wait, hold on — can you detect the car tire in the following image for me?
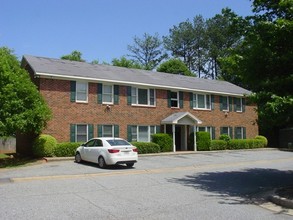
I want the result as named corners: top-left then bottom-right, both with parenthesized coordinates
top-left (126, 163), bottom-right (134, 168)
top-left (98, 156), bottom-right (106, 168)
top-left (75, 153), bottom-right (82, 163)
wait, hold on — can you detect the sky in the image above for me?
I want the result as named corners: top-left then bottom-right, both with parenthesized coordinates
top-left (0, 0), bottom-right (254, 63)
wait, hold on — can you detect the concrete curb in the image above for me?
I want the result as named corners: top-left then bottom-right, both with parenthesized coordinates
top-left (268, 189), bottom-right (293, 209)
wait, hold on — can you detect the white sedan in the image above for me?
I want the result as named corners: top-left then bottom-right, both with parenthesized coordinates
top-left (75, 137), bottom-right (138, 168)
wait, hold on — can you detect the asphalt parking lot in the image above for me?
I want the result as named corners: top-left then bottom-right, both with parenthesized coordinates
top-left (1, 149), bottom-right (293, 219)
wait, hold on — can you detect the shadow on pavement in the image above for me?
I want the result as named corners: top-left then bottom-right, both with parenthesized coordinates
top-left (169, 168), bottom-right (293, 205)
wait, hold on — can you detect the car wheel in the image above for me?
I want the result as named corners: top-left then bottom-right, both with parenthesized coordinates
top-left (75, 153), bottom-right (82, 163)
top-left (98, 156), bottom-right (106, 168)
top-left (126, 163), bottom-right (134, 168)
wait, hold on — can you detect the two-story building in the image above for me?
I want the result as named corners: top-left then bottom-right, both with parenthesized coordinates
top-left (21, 55), bottom-right (258, 152)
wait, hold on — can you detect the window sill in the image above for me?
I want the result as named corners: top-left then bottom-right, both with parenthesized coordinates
top-left (131, 104), bottom-right (156, 108)
top-left (193, 108), bottom-right (212, 111)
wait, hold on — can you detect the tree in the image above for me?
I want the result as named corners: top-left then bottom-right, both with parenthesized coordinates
top-left (61, 50), bottom-right (85, 62)
top-left (205, 8), bottom-right (243, 79)
top-left (163, 16), bottom-right (208, 77)
top-left (127, 33), bottom-right (167, 70)
top-left (220, 0), bottom-right (293, 146)
top-left (112, 57), bottom-right (142, 69)
top-left (157, 59), bottom-right (194, 76)
top-left (0, 47), bottom-right (51, 137)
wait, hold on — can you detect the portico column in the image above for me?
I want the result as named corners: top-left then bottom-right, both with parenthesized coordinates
top-left (172, 124), bottom-right (176, 152)
top-left (194, 125), bottom-right (197, 151)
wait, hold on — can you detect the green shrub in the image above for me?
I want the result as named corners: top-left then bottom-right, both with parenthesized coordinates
top-left (152, 133), bottom-right (173, 152)
top-left (54, 142), bottom-right (82, 157)
top-left (210, 140), bottom-right (228, 150)
top-left (131, 142), bottom-right (160, 154)
top-left (32, 134), bottom-right (57, 157)
top-left (255, 135), bottom-right (268, 147)
top-left (219, 134), bottom-right (231, 142)
top-left (196, 131), bottom-right (211, 151)
top-left (228, 139), bottom-right (265, 150)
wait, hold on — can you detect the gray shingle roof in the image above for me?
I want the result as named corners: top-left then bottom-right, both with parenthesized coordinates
top-left (22, 55), bottom-right (251, 96)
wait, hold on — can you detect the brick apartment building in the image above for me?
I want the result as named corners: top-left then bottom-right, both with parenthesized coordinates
top-left (21, 55), bottom-right (258, 152)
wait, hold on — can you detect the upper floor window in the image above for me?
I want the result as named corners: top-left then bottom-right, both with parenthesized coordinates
top-left (76, 82), bottom-right (88, 102)
top-left (221, 96), bottom-right (229, 111)
top-left (131, 87), bottom-right (155, 106)
top-left (102, 85), bottom-right (113, 104)
top-left (234, 98), bottom-right (243, 112)
top-left (192, 93), bottom-right (211, 110)
top-left (171, 91), bottom-right (179, 108)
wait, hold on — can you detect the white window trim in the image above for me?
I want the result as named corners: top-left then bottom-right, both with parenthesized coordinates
top-left (102, 84), bottom-right (113, 104)
top-left (171, 91), bottom-right (179, 108)
top-left (76, 124), bottom-right (88, 142)
top-left (193, 93), bottom-right (211, 110)
top-left (131, 87), bottom-right (156, 107)
top-left (76, 81), bottom-right (88, 103)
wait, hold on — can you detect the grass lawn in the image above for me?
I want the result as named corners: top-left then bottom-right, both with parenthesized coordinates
top-left (0, 153), bottom-right (40, 168)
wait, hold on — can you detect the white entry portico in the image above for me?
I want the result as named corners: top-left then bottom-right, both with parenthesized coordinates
top-left (161, 112), bottom-right (202, 152)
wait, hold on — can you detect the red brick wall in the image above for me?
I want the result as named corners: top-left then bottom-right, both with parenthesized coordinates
top-left (39, 78), bottom-right (258, 142)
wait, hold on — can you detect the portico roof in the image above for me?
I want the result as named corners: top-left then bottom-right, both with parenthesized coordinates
top-left (161, 112), bottom-right (202, 125)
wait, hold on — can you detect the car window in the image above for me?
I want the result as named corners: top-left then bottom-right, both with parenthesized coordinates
top-left (96, 139), bottom-right (103, 147)
top-left (85, 139), bottom-right (95, 147)
top-left (107, 139), bottom-right (131, 146)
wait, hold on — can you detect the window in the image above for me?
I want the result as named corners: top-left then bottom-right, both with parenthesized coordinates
top-left (220, 126), bottom-right (233, 139)
top-left (196, 126), bottom-right (215, 140)
top-left (128, 125), bottom-right (158, 142)
top-left (192, 93), bottom-right (211, 110)
top-left (234, 98), bottom-right (243, 112)
top-left (235, 127), bottom-right (246, 139)
top-left (70, 124), bottom-right (93, 142)
top-left (171, 91), bottom-right (179, 108)
top-left (76, 124), bottom-right (88, 142)
top-left (131, 87), bottom-right (156, 106)
top-left (102, 85), bottom-right (113, 104)
top-left (97, 125), bottom-right (119, 137)
top-left (221, 96), bottom-right (229, 111)
top-left (76, 82), bottom-right (88, 102)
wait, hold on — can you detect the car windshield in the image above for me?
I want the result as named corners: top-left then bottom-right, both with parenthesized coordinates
top-left (107, 139), bottom-right (131, 146)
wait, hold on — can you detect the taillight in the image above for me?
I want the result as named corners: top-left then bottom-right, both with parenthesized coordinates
top-left (108, 149), bottom-right (120, 153)
top-left (132, 148), bottom-right (138, 152)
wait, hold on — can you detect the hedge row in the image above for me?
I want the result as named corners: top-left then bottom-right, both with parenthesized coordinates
top-left (131, 142), bottom-right (160, 154)
top-left (200, 134), bottom-right (268, 151)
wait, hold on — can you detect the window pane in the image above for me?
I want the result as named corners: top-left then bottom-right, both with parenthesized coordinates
top-left (103, 85), bottom-right (113, 103)
top-left (103, 125), bottom-right (113, 137)
top-left (197, 94), bottom-right (205, 108)
top-left (138, 89), bottom-right (148, 105)
top-left (150, 89), bottom-right (155, 105)
top-left (131, 87), bottom-right (137, 104)
top-left (131, 126), bottom-right (137, 142)
top-left (171, 92), bottom-right (178, 107)
top-left (76, 82), bottom-right (87, 101)
top-left (198, 127), bottom-right (206, 132)
top-left (138, 126), bottom-right (148, 142)
top-left (235, 127), bottom-right (243, 139)
top-left (221, 127), bottom-right (229, 135)
top-left (77, 125), bottom-right (87, 142)
top-left (235, 98), bottom-right (242, 111)
top-left (206, 95), bottom-right (211, 109)
top-left (222, 97), bottom-right (228, 110)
